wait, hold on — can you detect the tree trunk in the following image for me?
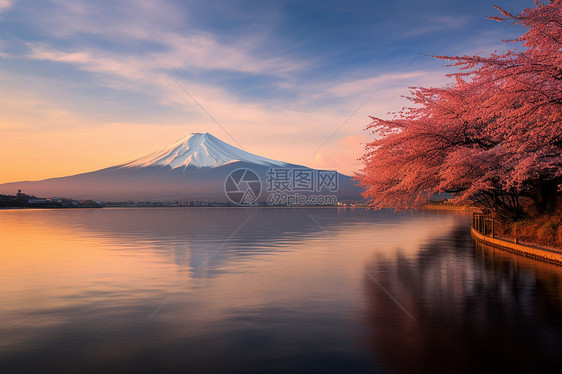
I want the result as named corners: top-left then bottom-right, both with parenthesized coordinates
top-left (533, 179), bottom-right (561, 215)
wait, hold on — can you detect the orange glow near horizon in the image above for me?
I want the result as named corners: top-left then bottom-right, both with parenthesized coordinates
top-left (0, 120), bottom-right (367, 184)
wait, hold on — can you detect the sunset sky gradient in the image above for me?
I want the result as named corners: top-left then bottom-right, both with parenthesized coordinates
top-left (0, 0), bottom-right (532, 183)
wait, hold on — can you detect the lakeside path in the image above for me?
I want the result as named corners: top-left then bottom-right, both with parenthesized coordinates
top-left (471, 227), bottom-right (562, 267)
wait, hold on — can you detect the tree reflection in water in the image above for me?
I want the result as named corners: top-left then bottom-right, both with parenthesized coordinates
top-left (363, 226), bottom-right (562, 374)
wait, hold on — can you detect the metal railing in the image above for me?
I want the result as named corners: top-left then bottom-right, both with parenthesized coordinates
top-left (472, 213), bottom-right (500, 238)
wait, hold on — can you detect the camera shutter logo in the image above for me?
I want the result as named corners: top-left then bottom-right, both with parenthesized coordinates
top-left (224, 168), bottom-right (261, 205)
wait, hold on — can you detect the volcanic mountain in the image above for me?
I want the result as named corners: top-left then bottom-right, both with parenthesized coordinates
top-left (0, 133), bottom-right (363, 202)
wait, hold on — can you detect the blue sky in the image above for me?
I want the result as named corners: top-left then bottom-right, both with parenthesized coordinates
top-left (0, 0), bottom-right (534, 181)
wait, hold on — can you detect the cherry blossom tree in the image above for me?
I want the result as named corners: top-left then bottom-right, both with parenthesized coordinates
top-left (358, 0), bottom-right (561, 218)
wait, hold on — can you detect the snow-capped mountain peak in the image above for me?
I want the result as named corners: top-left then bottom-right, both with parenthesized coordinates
top-left (120, 132), bottom-right (287, 169)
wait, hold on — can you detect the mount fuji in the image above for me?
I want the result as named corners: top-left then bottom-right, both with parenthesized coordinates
top-left (0, 133), bottom-right (363, 202)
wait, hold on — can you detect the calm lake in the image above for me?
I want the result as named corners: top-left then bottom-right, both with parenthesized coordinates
top-left (1, 208), bottom-right (562, 373)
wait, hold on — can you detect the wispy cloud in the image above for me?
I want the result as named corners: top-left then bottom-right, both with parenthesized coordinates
top-left (0, 0), bottom-right (12, 12)
top-left (401, 15), bottom-right (471, 37)
top-left (26, 0), bottom-right (308, 77)
top-left (325, 71), bottom-right (439, 97)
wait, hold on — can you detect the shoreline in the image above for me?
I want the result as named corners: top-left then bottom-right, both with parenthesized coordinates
top-left (420, 203), bottom-right (478, 212)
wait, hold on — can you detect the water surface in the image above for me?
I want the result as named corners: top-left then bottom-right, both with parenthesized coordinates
top-left (1, 208), bottom-right (561, 373)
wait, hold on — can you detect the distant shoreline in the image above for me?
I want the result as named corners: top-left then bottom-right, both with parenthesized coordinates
top-left (419, 203), bottom-right (478, 212)
top-left (0, 204), bottom-right (368, 210)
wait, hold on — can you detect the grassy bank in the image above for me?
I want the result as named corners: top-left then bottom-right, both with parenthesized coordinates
top-left (496, 213), bottom-right (562, 250)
